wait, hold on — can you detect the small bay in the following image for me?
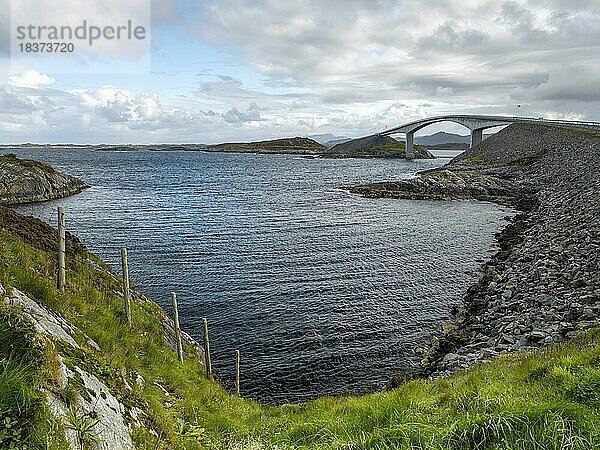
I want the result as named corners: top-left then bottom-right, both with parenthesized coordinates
top-left (12, 147), bottom-right (511, 404)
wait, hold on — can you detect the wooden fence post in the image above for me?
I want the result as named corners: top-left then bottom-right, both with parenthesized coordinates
top-left (57, 207), bottom-right (66, 291)
top-left (120, 247), bottom-right (132, 325)
top-left (171, 293), bottom-right (184, 363)
top-left (203, 318), bottom-right (212, 380)
top-left (235, 350), bottom-right (240, 396)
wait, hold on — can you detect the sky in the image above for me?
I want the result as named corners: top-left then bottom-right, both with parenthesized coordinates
top-left (1, 0), bottom-right (600, 144)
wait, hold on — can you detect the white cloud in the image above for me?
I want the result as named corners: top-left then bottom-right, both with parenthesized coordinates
top-left (7, 71), bottom-right (55, 88)
top-left (71, 86), bottom-right (188, 125)
top-left (2, 1), bottom-right (600, 142)
top-left (198, 0), bottom-right (600, 114)
top-left (221, 102), bottom-right (263, 124)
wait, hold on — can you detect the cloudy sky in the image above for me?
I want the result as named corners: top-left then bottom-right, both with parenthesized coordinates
top-left (1, 0), bottom-right (600, 143)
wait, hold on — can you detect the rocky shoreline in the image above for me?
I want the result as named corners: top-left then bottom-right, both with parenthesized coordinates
top-left (349, 123), bottom-right (600, 378)
top-left (0, 154), bottom-right (89, 205)
top-left (0, 158), bottom-right (203, 361)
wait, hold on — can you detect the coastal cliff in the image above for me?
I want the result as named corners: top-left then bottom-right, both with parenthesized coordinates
top-left (348, 123), bottom-right (600, 377)
top-left (0, 154), bottom-right (89, 205)
top-left (0, 204), bottom-right (206, 449)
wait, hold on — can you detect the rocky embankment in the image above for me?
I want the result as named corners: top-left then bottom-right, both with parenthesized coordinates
top-left (350, 123), bottom-right (600, 377)
top-left (0, 154), bottom-right (88, 205)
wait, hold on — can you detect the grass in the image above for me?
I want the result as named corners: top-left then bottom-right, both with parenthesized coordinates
top-left (542, 124), bottom-right (600, 138)
top-left (0, 303), bottom-right (68, 449)
top-left (508, 150), bottom-right (549, 170)
top-left (1, 222), bottom-right (600, 448)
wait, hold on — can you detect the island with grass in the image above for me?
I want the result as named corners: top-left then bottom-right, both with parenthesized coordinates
top-left (95, 135), bottom-right (435, 159)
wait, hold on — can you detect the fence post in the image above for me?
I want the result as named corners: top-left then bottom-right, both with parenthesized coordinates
top-left (57, 207), bottom-right (66, 291)
top-left (171, 293), bottom-right (184, 363)
top-left (203, 318), bottom-right (212, 380)
top-left (120, 247), bottom-right (132, 325)
top-left (235, 350), bottom-right (240, 396)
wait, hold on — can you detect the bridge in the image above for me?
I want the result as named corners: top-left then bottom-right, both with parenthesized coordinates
top-left (379, 115), bottom-right (600, 159)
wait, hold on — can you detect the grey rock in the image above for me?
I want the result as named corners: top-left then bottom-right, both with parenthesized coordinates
top-left (4, 288), bottom-right (79, 348)
top-left (0, 154), bottom-right (89, 205)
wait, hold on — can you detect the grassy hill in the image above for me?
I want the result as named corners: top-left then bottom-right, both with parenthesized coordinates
top-left (1, 206), bottom-right (600, 449)
top-left (326, 135), bottom-right (433, 159)
top-left (204, 137), bottom-right (326, 155)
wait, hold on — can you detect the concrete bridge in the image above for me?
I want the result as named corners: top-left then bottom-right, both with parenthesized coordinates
top-left (379, 115), bottom-right (600, 159)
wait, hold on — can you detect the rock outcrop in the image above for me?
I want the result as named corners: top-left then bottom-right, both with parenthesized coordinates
top-left (347, 123), bottom-right (600, 378)
top-left (0, 154), bottom-right (89, 205)
top-left (2, 284), bottom-right (135, 450)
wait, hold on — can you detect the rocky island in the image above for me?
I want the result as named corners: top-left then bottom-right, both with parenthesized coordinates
top-left (202, 136), bottom-right (326, 155)
top-left (0, 154), bottom-right (88, 205)
top-left (348, 122), bottom-right (600, 378)
top-left (98, 135), bottom-right (435, 159)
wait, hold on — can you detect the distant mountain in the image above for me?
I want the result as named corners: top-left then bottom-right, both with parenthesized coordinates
top-left (324, 138), bottom-right (352, 147)
top-left (308, 133), bottom-right (350, 146)
top-left (415, 131), bottom-right (495, 146)
top-left (415, 132), bottom-right (470, 146)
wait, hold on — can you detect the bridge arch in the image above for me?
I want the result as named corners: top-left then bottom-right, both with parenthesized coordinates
top-left (370, 115), bottom-right (600, 159)
top-left (380, 115), bottom-right (517, 159)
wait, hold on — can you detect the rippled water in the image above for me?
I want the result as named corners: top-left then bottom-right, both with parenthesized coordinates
top-left (11, 147), bottom-right (511, 403)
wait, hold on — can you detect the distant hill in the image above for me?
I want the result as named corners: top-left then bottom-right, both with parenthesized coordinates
top-left (203, 137), bottom-right (326, 155)
top-left (324, 138), bottom-right (352, 147)
top-left (308, 133), bottom-right (350, 145)
top-left (325, 135), bottom-right (433, 159)
top-left (415, 132), bottom-right (470, 145)
top-left (415, 131), bottom-right (495, 146)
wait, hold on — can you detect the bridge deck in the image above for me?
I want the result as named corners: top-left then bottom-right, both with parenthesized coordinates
top-left (377, 115), bottom-right (600, 159)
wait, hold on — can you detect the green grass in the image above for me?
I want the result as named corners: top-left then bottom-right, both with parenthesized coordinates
top-left (0, 304), bottom-right (68, 449)
top-left (542, 124), bottom-right (600, 138)
top-left (508, 150), bottom-right (549, 170)
top-left (1, 226), bottom-right (600, 448)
